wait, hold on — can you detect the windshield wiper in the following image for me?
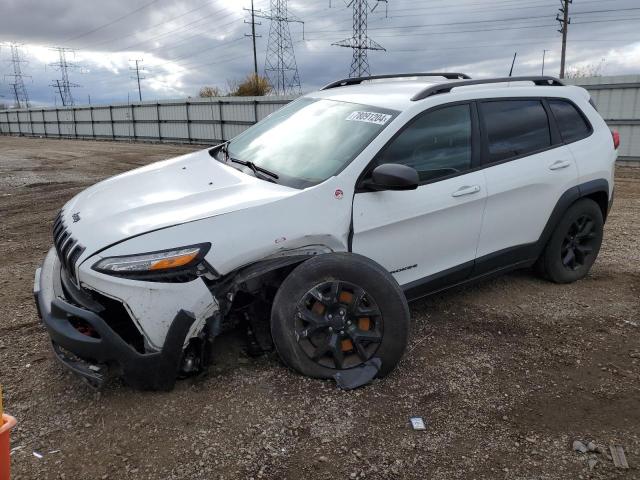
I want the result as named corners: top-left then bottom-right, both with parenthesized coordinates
top-left (230, 158), bottom-right (279, 181)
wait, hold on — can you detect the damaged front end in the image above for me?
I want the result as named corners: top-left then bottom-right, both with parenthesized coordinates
top-left (34, 247), bottom-right (221, 390)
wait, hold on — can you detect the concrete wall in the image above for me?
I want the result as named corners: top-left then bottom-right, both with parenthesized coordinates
top-left (0, 96), bottom-right (296, 145)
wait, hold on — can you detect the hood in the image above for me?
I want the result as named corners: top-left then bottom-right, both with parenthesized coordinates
top-left (60, 148), bottom-right (296, 254)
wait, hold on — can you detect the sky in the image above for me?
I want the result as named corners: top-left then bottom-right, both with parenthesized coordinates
top-left (1, 0), bottom-right (639, 107)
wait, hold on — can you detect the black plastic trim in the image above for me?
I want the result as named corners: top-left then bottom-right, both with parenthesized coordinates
top-left (37, 288), bottom-right (195, 390)
top-left (411, 76), bottom-right (564, 101)
top-left (321, 72), bottom-right (471, 90)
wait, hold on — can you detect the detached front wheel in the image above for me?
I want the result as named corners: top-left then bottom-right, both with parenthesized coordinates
top-left (271, 253), bottom-right (410, 379)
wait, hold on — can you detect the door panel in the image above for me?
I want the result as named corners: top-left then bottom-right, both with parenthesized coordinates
top-left (352, 171), bottom-right (487, 287)
top-left (475, 98), bottom-right (579, 265)
top-left (476, 146), bottom-right (578, 260)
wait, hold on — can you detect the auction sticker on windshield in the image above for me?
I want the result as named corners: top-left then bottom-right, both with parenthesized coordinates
top-left (346, 111), bottom-right (392, 125)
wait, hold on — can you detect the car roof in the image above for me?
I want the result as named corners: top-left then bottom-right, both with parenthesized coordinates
top-left (307, 75), bottom-right (587, 112)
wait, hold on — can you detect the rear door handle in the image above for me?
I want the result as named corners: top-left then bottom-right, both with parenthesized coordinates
top-left (451, 185), bottom-right (481, 197)
top-left (549, 159), bottom-right (572, 170)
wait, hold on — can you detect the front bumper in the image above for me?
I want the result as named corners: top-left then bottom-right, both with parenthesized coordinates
top-left (34, 248), bottom-right (196, 390)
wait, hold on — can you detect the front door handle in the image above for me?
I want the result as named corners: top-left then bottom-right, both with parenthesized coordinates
top-left (451, 185), bottom-right (481, 197)
top-left (549, 159), bottom-right (571, 171)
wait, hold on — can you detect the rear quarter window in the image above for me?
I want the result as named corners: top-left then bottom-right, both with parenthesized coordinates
top-left (548, 99), bottom-right (592, 144)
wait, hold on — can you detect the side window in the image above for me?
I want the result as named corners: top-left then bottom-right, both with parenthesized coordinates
top-left (548, 99), bottom-right (592, 143)
top-left (481, 100), bottom-right (551, 163)
top-left (376, 104), bottom-right (472, 182)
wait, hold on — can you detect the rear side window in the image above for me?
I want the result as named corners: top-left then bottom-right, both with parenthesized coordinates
top-left (481, 100), bottom-right (551, 162)
top-left (376, 104), bottom-right (472, 182)
top-left (548, 99), bottom-right (592, 143)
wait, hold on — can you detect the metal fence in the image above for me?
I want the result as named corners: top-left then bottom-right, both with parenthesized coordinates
top-left (566, 75), bottom-right (640, 163)
top-left (0, 96), bottom-right (295, 144)
top-left (1, 76), bottom-right (639, 162)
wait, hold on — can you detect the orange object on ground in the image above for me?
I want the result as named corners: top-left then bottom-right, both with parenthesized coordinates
top-left (0, 414), bottom-right (17, 480)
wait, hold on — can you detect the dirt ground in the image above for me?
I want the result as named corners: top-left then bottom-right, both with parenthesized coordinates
top-left (0, 136), bottom-right (638, 480)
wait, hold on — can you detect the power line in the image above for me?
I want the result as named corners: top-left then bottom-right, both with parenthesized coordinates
top-left (332, 0), bottom-right (389, 78)
top-left (64, 0), bottom-right (166, 43)
top-left (79, 1), bottom-right (222, 50)
top-left (257, 0), bottom-right (303, 94)
top-left (305, 14), bottom-right (640, 41)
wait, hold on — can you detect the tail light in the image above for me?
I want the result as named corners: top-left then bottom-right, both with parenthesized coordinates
top-left (611, 130), bottom-right (620, 150)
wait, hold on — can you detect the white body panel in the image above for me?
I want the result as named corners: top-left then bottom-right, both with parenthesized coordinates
top-left (477, 146), bottom-right (578, 257)
top-left (353, 171), bottom-right (487, 285)
top-left (62, 149), bottom-right (298, 262)
top-left (565, 98), bottom-right (618, 194)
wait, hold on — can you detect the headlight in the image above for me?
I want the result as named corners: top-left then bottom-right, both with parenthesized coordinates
top-left (92, 243), bottom-right (211, 282)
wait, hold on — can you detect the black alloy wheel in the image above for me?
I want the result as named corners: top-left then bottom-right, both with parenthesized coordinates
top-left (270, 253), bottom-right (410, 379)
top-left (295, 281), bottom-right (383, 370)
top-left (560, 214), bottom-right (598, 270)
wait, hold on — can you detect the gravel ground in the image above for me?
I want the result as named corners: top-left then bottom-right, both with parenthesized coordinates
top-left (0, 136), bottom-right (638, 480)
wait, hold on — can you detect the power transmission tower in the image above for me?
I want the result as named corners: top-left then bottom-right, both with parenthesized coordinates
top-left (4, 44), bottom-right (31, 108)
top-left (332, 0), bottom-right (388, 78)
top-left (556, 0), bottom-right (572, 79)
top-left (244, 0), bottom-right (262, 78)
top-left (49, 47), bottom-right (80, 106)
top-left (257, 0), bottom-right (304, 95)
top-left (130, 59), bottom-right (146, 102)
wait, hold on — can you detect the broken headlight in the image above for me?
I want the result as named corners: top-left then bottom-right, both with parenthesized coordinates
top-left (92, 244), bottom-right (211, 282)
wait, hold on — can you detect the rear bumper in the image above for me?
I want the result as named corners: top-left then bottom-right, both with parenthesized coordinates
top-left (34, 248), bottom-right (195, 390)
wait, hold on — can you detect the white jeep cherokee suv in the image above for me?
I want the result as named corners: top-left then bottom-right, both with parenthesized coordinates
top-left (34, 73), bottom-right (618, 390)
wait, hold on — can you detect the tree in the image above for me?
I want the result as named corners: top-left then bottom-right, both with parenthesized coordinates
top-left (565, 58), bottom-right (606, 79)
top-left (198, 86), bottom-right (222, 98)
top-left (228, 74), bottom-right (272, 96)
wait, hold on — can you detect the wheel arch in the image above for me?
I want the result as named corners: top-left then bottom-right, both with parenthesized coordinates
top-left (578, 178), bottom-right (610, 222)
top-left (212, 245), bottom-right (337, 299)
top-left (537, 178), bottom-right (609, 255)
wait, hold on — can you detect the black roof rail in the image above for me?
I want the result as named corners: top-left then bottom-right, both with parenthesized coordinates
top-left (411, 76), bottom-right (565, 101)
top-left (321, 72), bottom-right (471, 91)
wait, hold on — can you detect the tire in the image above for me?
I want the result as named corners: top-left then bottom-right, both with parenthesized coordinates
top-left (536, 198), bottom-right (604, 283)
top-left (270, 253), bottom-right (410, 379)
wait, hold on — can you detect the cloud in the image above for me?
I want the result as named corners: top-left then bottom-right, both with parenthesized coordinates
top-left (1, 0), bottom-right (639, 106)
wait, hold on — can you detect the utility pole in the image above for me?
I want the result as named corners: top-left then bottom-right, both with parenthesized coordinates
top-left (508, 52), bottom-right (517, 77)
top-left (49, 47), bottom-right (80, 106)
top-left (244, 0), bottom-right (261, 78)
top-left (332, 0), bottom-right (389, 78)
top-left (542, 49), bottom-right (549, 75)
top-left (5, 44), bottom-right (31, 108)
top-left (130, 59), bottom-right (145, 102)
top-left (556, 0), bottom-right (572, 79)
top-left (257, 0), bottom-right (304, 95)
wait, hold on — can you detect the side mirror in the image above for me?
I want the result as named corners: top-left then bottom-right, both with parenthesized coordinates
top-left (363, 163), bottom-right (419, 191)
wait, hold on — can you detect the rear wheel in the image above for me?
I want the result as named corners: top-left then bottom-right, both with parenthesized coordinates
top-left (270, 253), bottom-right (410, 379)
top-left (536, 198), bottom-right (604, 283)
